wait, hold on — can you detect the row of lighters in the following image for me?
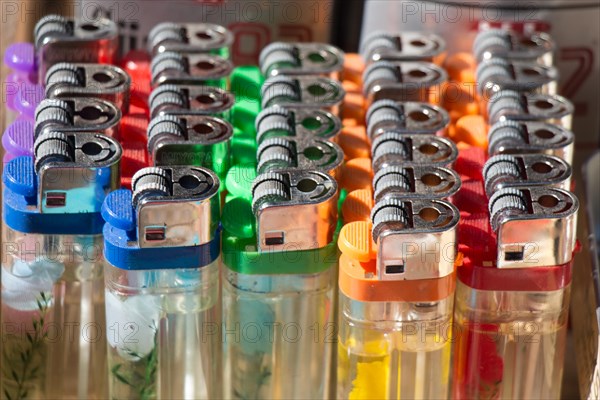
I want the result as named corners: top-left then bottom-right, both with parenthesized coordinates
top-left (1, 15), bottom-right (578, 400)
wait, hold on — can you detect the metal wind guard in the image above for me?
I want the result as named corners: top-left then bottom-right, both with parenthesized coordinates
top-left (473, 29), bottom-right (555, 66)
top-left (35, 98), bottom-right (121, 139)
top-left (366, 99), bottom-right (450, 140)
top-left (373, 165), bottom-right (461, 202)
top-left (35, 15), bottom-right (118, 83)
top-left (371, 132), bottom-right (458, 171)
top-left (252, 169), bottom-right (338, 252)
top-left (371, 197), bottom-right (459, 281)
top-left (148, 22), bottom-right (233, 56)
top-left (36, 132), bottom-right (121, 214)
top-left (483, 153), bottom-right (572, 196)
top-left (132, 167), bottom-right (220, 249)
top-left (149, 84), bottom-right (234, 119)
top-left (256, 136), bottom-right (344, 178)
top-left (361, 31), bottom-right (447, 64)
top-left (487, 120), bottom-right (574, 165)
top-left (45, 63), bottom-right (131, 113)
top-left (489, 187), bottom-right (578, 269)
top-left (261, 75), bottom-right (345, 114)
top-left (255, 106), bottom-right (342, 144)
top-left (260, 42), bottom-right (344, 78)
top-left (147, 114), bottom-right (232, 176)
top-left (151, 52), bottom-right (233, 87)
top-left (476, 59), bottom-right (559, 96)
top-left (362, 61), bottom-right (447, 105)
top-left (487, 91), bottom-right (573, 129)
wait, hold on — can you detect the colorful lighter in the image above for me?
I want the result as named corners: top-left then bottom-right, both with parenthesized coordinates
top-left (337, 196), bottom-right (460, 399)
top-left (452, 25), bottom-right (579, 399)
top-left (218, 59), bottom-right (343, 398)
top-left (452, 185), bottom-right (578, 399)
top-left (102, 166), bottom-right (222, 399)
top-left (1, 131), bottom-right (121, 399)
top-left (222, 169), bottom-right (339, 399)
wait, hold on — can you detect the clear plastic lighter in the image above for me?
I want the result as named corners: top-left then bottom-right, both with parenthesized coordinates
top-left (101, 166), bottom-right (222, 399)
top-left (452, 186), bottom-right (579, 399)
top-left (1, 131), bottom-right (121, 399)
top-left (222, 169), bottom-right (339, 399)
top-left (337, 197), bottom-right (460, 400)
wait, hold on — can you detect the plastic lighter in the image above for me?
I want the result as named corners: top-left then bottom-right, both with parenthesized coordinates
top-left (102, 166), bottom-right (222, 399)
top-left (1, 131), bottom-right (121, 399)
top-left (452, 181), bottom-right (578, 399)
top-left (221, 168), bottom-right (339, 399)
top-left (337, 195), bottom-right (460, 399)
